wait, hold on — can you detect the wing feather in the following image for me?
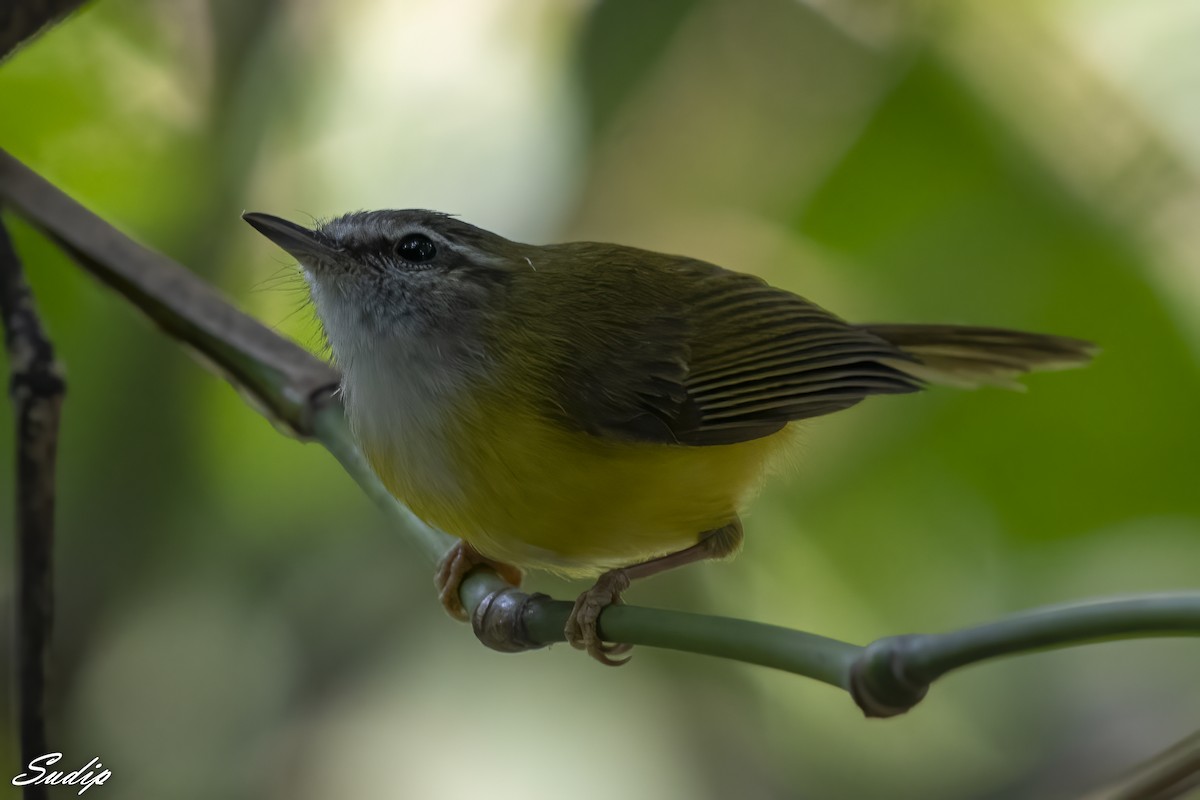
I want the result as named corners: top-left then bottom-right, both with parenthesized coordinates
top-left (519, 250), bottom-right (922, 446)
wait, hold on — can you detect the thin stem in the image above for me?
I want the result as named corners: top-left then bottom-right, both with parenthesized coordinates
top-left (1081, 729), bottom-right (1200, 800)
top-left (458, 570), bottom-right (861, 687)
top-left (848, 593), bottom-right (1200, 717)
top-left (597, 604), bottom-right (860, 687)
top-left (904, 594), bottom-right (1200, 684)
top-left (0, 216), bottom-right (65, 800)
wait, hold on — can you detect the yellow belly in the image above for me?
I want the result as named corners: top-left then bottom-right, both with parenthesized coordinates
top-left (366, 404), bottom-right (795, 577)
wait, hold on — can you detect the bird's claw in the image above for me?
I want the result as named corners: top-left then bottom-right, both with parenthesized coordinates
top-left (434, 541), bottom-right (522, 621)
top-left (565, 569), bottom-right (633, 665)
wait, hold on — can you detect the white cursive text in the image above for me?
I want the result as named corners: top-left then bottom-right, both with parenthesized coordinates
top-left (12, 752), bottom-right (110, 795)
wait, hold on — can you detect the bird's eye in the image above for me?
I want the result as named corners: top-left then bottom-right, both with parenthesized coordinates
top-left (395, 233), bottom-right (437, 264)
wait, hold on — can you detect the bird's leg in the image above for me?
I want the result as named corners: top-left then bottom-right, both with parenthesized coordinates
top-left (565, 519), bottom-right (744, 665)
top-left (435, 540), bottom-right (524, 622)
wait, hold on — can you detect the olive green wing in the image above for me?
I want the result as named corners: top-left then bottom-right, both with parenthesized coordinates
top-left (544, 255), bottom-right (922, 447)
top-left (670, 269), bottom-right (922, 445)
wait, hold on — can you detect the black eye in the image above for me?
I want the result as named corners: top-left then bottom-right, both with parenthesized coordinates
top-left (395, 233), bottom-right (437, 264)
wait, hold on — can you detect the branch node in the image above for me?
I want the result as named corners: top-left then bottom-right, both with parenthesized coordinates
top-left (849, 635), bottom-right (930, 718)
top-left (472, 588), bottom-right (551, 654)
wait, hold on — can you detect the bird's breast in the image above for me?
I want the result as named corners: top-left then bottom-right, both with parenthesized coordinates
top-left (340, 335), bottom-right (797, 577)
top-left (341, 339), bottom-right (480, 512)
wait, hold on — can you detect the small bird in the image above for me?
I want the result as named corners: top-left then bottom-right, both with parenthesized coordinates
top-left (244, 209), bottom-right (1095, 664)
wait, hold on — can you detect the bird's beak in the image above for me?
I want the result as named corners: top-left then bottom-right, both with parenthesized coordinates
top-left (242, 212), bottom-right (338, 262)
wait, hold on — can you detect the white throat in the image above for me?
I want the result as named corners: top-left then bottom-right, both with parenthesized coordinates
top-left (308, 277), bottom-right (484, 502)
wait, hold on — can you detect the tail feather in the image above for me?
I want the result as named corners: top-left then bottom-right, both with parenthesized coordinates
top-left (859, 324), bottom-right (1097, 391)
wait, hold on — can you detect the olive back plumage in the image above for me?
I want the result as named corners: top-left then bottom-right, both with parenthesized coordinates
top-left (498, 245), bottom-right (900, 446)
top-left (496, 244), bottom-right (1094, 447)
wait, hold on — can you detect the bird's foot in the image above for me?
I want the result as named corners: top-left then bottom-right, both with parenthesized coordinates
top-left (434, 541), bottom-right (523, 621)
top-left (565, 569), bottom-right (633, 665)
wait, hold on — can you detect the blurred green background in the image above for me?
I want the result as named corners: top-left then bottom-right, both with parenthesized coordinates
top-left (2, 0), bottom-right (1199, 798)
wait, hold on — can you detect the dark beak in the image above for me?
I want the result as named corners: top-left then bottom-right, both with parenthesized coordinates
top-left (242, 212), bottom-right (338, 261)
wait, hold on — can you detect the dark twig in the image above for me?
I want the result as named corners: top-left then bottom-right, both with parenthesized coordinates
top-left (1083, 729), bottom-right (1200, 800)
top-left (0, 149), bottom-right (339, 438)
top-left (0, 216), bottom-right (65, 799)
top-left (0, 0), bottom-right (88, 61)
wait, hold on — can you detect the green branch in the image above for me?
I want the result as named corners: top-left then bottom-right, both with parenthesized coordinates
top-left (3, 146), bottom-right (1199, 719)
top-left (847, 594), bottom-right (1200, 717)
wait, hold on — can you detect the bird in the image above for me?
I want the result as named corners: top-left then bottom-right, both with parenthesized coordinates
top-left (243, 209), bottom-right (1096, 665)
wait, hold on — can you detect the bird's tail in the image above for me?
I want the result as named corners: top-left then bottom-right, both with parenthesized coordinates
top-left (859, 324), bottom-right (1097, 390)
